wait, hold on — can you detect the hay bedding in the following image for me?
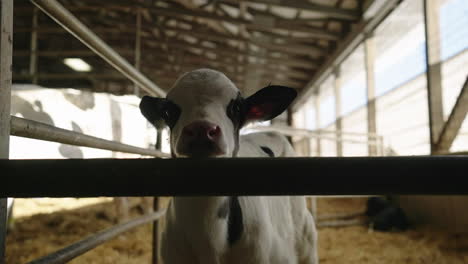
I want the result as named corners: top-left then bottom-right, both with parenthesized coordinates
top-left (6, 197), bottom-right (468, 264)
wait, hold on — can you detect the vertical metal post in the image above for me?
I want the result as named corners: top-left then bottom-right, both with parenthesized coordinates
top-left (0, 0), bottom-right (14, 262)
top-left (314, 95), bottom-right (321, 156)
top-left (155, 127), bottom-right (163, 151)
top-left (423, 0), bottom-right (444, 154)
top-left (286, 109), bottom-right (293, 145)
top-left (30, 7), bottom-right (38, 84)
top-left (152, 128), bottom-right (162, 264)
top-left (152, 197), bottom-right (160, 264)
top-left (364, 32), bottom-right (377, 156)
top-left (134, 8), bottom-right (141, 96)
top-left (333, 68), bottom-right (343, 157)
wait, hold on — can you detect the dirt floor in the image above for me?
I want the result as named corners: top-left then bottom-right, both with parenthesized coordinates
top-left (5, 197), bottom-right (468, 264)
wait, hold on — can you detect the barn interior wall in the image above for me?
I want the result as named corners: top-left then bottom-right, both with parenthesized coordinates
top-left (341, 107), bottom-right (368, 156)
top-left (292, 0), bottom-right (468, 231)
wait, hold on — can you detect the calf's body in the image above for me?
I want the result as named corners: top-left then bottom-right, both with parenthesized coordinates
top-left (140, 69), bottom-right (318, 264)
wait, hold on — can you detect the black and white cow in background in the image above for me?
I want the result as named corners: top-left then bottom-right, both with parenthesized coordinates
top-left (140, 68), bottom-right (318, 264)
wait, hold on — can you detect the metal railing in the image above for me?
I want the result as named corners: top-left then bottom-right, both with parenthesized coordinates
top-left (27, 210), bottom-right (166, 264)
top-left (2, 156), bottom-right (468, 197)
top-left (1, 1), bottom-right (467, 264)
top-left (10, 116), bottom-right (170, 158)
top-left (245, 125), bottom-right (386, 156)
top-left (1, 0), bottom-right (170, 263)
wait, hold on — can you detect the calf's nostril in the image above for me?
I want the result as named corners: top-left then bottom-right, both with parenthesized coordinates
top-left (208, 126), bottom-right (221, 138)
top-left (182, 122), bottom-right (220, 141)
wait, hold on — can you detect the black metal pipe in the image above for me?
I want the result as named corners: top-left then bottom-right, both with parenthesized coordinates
top-left (27, 210), bottom-right (165, 264)
top-left (1, 156), bottom-right (467, 197)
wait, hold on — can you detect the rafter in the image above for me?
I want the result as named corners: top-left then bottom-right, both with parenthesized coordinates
top-left (221, 0), bottom-right (360, 21)
top-left (16, 25), bottom-right (320, 69)
top-left (15, 3), bottom-right (341, 40)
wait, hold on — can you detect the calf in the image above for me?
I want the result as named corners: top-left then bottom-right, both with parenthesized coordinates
top-left (140, 68), bottom-right (318, 264)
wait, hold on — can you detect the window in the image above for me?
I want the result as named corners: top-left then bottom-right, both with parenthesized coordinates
top-left (440, 0), bottom-right (468, 60)
top-left (319, 76), bottom-right (335, 128)
top-left (340, 44), bottom-right (367, 116)
top-left (374, 0), bottom-right (426, 96)
top-left (304, 99), bottom-right (316, 130)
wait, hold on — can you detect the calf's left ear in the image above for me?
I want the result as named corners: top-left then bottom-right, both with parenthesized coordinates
top-left (139, 96), bottom-right (180, 129)
top-left (244, 85), bottom-right (297, 123)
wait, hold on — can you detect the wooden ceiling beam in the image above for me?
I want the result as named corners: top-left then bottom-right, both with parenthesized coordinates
top-left (15, 4), bottom-right (340, 40)
top-left (145, 5), bottom-right (341, 40)
top-left (13, 47), bottom-right (314, 82)
top-left (222, 0), bottom-right (360, 21)
top-left (149, 39), bottom-right (319, 70)
top-left (16, 24), bottom-right (325, 59)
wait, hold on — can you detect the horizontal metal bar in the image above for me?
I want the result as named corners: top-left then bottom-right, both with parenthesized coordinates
top-left (437, 151), bottom-right (468, 156)
top-left (29, 0), bottom-right (166, 97)
top-left (248, 125), bottom-right (381, 138)
top-left (10, 116), bottom-right (170, 158)
top-left (1, 156), bottom-right (467, 197)
top-left (27, 210), bottom-right (166, 264)
top-left (246, 126), bottom-right (381, 145)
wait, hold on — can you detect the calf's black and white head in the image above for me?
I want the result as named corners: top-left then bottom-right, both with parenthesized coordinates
top-left (140, 68), bottom-right (296, 157)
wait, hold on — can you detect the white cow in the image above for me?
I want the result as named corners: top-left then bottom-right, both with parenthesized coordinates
top-left (140, 68), bottom-right (318, 264)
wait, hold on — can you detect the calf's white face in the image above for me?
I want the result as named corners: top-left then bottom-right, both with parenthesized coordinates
top-left (140, 68), bottom-right (296, 157)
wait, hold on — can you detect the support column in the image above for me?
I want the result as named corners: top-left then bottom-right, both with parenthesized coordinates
top-left (152, 127), bottom-right (163, 264)
top-left (364, 33), bottom-right (377, 156)
top-left (0, 1), bottom-right (13, 262)
top-left (435, 78), bottom-right (468, 153)
top-left (286, 109), bottom-right (293, 144)
top-left (314, 95), bottom-right (321, 156)
top-left (153, 126), bottom-right (165, 264)
top-left (151, 127), bottom-right (164, 264)
top-left (333, 68), bottom-right (343, 156)
top-left (30, 7), bottom-right (38, 84)
top-left (134, 8), bottom-right (141, 96)
top-left (423, 0), bottom-right (444, 154)
top-left (152, 196), bottom-right (160, 264)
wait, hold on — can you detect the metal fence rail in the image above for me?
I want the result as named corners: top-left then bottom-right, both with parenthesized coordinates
top-left (247, 125), bottom-right (384, 144)
top-left (245, 125), bottom-right (386, 156)
top-left (10, 116), bottom-right (170, 158)
top-left (0, 0), bottom-right (170, 262)
top-left (248, 125), bottom-right (382, 138)
top-left (1, 156), bottom-right (467, 197)
top-left (1, 0), bottom-right (466, 263)
top-left (27, 210), bottom-right (166, 264)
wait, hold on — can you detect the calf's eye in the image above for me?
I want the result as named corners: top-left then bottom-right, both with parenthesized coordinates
top-left (226, 93), bottom-right (246, 128)
top-left (161, 101), bottom-right (181, 129)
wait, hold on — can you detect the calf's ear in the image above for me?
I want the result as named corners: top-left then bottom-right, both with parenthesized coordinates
top-left (244, 85), bottom-right (297, 123)
top-left (139, 96), bottom-right (179, 129)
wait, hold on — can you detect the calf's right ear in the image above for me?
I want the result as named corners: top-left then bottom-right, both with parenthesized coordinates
top-left (244, 85), bottom-right (297, 123)
top-left (139, 96), bottom-right (178, 129)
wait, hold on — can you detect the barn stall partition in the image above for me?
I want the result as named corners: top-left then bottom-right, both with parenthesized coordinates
top-left (1, 0), bottom-right (171, 263)
top-left (1, 0), bottom-right (468, 263)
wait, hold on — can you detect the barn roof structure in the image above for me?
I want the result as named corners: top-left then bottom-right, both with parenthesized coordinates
top-left (12, 0), bottom-right (385, 102)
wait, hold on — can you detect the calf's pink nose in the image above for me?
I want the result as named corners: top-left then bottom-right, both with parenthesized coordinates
top-left (182, 121), bottom-right (221, 141)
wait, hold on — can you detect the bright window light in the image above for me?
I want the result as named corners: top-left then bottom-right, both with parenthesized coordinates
top-left (63, 58), bottom-right (92, 72)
